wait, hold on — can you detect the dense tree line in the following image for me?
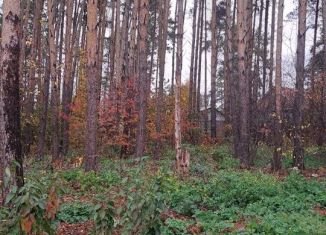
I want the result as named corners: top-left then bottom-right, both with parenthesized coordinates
top-left (1, 0), bottom-right (325, 203)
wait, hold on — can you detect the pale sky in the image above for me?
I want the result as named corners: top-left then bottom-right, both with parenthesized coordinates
top-left (165, 0), bottom-right (316, 92)
top-left (0, 0), bottom-right (319, 94)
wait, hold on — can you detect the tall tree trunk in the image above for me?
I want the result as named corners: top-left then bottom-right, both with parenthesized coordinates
top-left (320, 0), bottom-right (326, 146)
top-left (269, 0), bottom-right (276, 86)
top-left (310, 0), bottom-right (319, 135)
top-left (171, 3), bottom-right (178, 95)
top-left (272, 0), bottom-right (284, 171)
top-left (237, 0), bottom-right (251, 167)
top-left (155, 0), bottom-right (170, 151)
top-left (0, 0), bottom-right (24, 204)
top-left (188, 0), bottom-right (198, 116)
top-left (114, 0), bottom-right (122, 85)
top-left (19, 0), bottom-right (31, 102)
top-left (62, 0), bottom-right (74, 156)
top-left (135, 0), bottom-right (149, 157)
top-left (85, 0), bottom-right (99, 171)
top-left (23, 0), bottom-right (44, 155)
top-left (47, 0), bottom-right (60, 161)
top-left (204, 0), bottom-right (208, 133)
top-left (262, 0), bottom-right (269, 94)
top-left (293, 0), bottom-right (307, 170)
top-left (175, 0), bottom-right (184, 169)
top-left (193, 0), bottom-right (202, 114)
top-left (224, 0), bottom-right (232, 127)
top-left (196, 0), bottom-right (204, 113)
top-left (211, 0), bottom-right (217, 139)
top-left (128, 0), bottom-right (139, 77)
top-left (37, 53), bottom-right (51, 160)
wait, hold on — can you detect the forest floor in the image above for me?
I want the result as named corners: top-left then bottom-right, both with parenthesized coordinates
top-left (2, 144), bottom-right (326, 234)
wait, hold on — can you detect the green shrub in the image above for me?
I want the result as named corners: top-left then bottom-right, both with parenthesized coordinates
top-left (0, 175), bottom-right (60, 235)
top-left (165, 218), bottom-right (193, 235)
top-left (120, 174), bottom-right (167, 235)
top-left (57, 201), bottom-right (93, 224)
top-left (91, 200), bottom-right (115, 235)
top-left (211, 145), bottom-right (239, 169)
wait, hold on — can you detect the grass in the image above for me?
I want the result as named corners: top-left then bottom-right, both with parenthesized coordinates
top-left (2, 144), bottom-right (326, 234)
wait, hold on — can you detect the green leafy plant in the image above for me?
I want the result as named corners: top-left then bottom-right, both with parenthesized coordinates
top-left (57, 201), bottom-right (93, 224)
top-left (91, 201), bottom-right (115, 235)
top-left (120, 174), bottom-right (166, 235)
top-left (0, 175), bottom-right (61, 235)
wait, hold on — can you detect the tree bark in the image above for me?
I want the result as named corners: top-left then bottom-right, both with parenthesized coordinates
top-left (237, 0), bottom-right (251, 167)
top-left (135, 0), bottom-right (149, 157)
top-left (0, 0), bottom-right (24, 204)
top-left (85, 0), bottom-right (99, 171)
top-left (175, 0), bottom-right (185, 170)
top-left (293, 0), bottom-right (307, 170)
top-left (211, 0), bottom-right (217, 139)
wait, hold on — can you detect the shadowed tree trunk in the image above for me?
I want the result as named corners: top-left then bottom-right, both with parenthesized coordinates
top-left (293, 0), bottom-right (307, 170)
top-left (320, 0), bottom-right (326, 146)
top-left (272, 0), bottom-right (284, 171)
top-left (47, 0), bottom-right (60, 161)
top-left (62, 0), bottom-right (74, 156)
top-left (23, 0), bottom-right (44, 155)
top-left (0, 0), bottom-right (24, 204)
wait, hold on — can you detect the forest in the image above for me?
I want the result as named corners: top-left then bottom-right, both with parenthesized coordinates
top-left (0, 0), bottom-right (325, 234)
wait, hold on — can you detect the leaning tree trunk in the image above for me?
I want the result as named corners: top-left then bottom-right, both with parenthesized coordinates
top-left (85, 0), bottom-right (99, 171)
top-left (135, 0), bottom-right (149, 158)
top-left (175, 0), bottom-right (185, 170)
top-left (272, 0), bottom-right (284, 171)
top-left (0, 0), bottom-right (24, 205)
top-left (293, 0), bottom-right (307, 170)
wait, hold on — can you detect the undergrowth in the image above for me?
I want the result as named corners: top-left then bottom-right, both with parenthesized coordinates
top-left (1, 144), bottom-right (325, 234)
